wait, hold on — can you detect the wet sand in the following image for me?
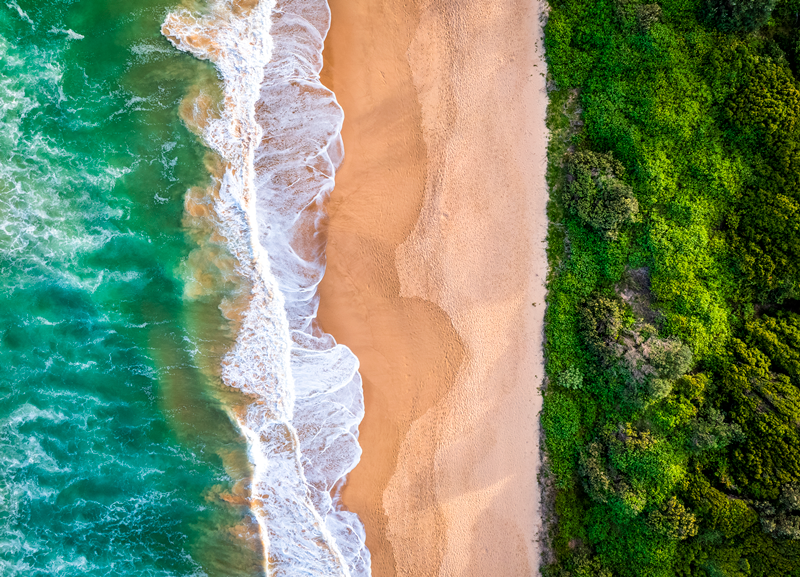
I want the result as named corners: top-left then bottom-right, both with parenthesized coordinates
top-left (317, 0), bottom-right (549, 575)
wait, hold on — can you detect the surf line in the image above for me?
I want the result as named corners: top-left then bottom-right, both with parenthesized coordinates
top-left (162, 1), bottom-right (370, 575)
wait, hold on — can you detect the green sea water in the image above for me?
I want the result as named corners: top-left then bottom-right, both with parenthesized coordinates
top-left (0, 1), bottom-right (262, 574)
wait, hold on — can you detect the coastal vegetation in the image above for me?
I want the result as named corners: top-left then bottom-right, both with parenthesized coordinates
top-left (541, 0), bottom-right (800, 574)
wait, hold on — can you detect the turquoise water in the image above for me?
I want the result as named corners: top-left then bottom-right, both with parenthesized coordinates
top-left (0, 1), bottom-right (262, 575)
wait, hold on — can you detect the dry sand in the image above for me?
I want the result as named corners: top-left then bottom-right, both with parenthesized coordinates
top-left (317, 0), bottom-right (549, 575)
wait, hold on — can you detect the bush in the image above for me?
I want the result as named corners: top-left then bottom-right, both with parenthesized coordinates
top-left (688, 407), bottom-right (743, 452)
top-left (723, 339), bottom-right (800, 499)
top-left (543, 390), bottom-right (583, 486)
top-left (733, 187), bottom-right (800, 299)
top-left (560, 366), bottom-right (586, 390)
top-left (683, 473), bottom-right (759, 537)
top-left (727, 57), bottom-right (800, 145)
top-left (648, 340), bottom-right (694, 380)
top-left (757, 483), bottom-right (800, 539)
top-left (578, 295), bottom-right (627, 358)
top-left (745, 312), bottom-right (800, 381)
top-left (705, 0), bottom-right (777, 32)
top-left (636, 4), bottom-right (662, 31)
top-left (564, 151), bottom-right (639, 237)
top-left (649, 496), bottom-right (699, 540)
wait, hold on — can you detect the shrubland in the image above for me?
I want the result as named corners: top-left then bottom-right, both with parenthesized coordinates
top-left (541, 0), bottom-right (800, 573)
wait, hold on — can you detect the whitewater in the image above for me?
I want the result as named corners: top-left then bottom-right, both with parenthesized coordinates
top-left (161, 1), bottom-right (370, 575)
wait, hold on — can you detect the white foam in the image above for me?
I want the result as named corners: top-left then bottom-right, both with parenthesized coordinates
top-left (0, 36), bottom-right (138, 297)
top-left (162, 1), bottom-right (369, 575)
top-left (5, 1), bottom-right (34, 29)
top-left (48, 28), bottom-right (84, 41)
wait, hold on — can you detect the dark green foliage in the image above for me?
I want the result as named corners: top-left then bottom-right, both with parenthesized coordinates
top-left (684, 473), bottom-right (759, 537)
top-left (564, 151), bottom-right (639, 237)
top-left (723, 339), bottom-right (800, 499)
top-left (732, 186), bottom-right (800, 299)
top-left (578, 295), bottom-right (627, 358)
top-left (746, 312), bottom-right (800, 380)
top-left (687, 407), bottom-right (743, 452)
top-left (705, 0), bottom-right (777, 32)
top-left (726, 59), bottom-right (800, 299)
top-left (727, 57), bottom-right (800, 145)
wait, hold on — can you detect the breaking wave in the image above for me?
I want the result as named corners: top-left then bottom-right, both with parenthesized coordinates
top-left (162, 1), bottom-right (369, 575)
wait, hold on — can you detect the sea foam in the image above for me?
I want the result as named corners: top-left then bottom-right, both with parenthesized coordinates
top-left (162, 1), bottom-right (369, 575)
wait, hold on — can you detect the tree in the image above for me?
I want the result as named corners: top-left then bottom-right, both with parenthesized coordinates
top-left (733, 188), bottom-right (800, 299)
top-left (727, 57), bottom-right (800, 145)
top-left (722, 340), bottom-right (800, 499)
top-left (564, 151), bottom-right (639, 237)
top-left (746, 313), bottom-right (800, 382)
top-left (578, 295), bottom-right (627, 359)
top-left (683, 473), bottom-right (758, 537)
top-left (705, 0), bottom-right (777, 32)
top-left (649, 496), bottom-right (699, 540)
top-left (579, 425), bottom-right (685, 519)
top-left (757, 483), bottom-right (800, 539)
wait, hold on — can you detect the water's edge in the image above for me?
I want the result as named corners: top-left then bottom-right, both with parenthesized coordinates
top-left (162, 1), bottom-right (369, 575)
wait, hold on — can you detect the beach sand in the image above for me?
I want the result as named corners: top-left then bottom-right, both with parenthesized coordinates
top-left (317, 1), bottom-right (549, 575)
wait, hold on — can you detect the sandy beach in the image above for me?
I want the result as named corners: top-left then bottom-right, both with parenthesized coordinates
top-left (317, 1), bottom-right (549, 575)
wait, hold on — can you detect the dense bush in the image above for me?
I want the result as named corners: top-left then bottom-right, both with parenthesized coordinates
top-left (705, 0), bottom-right (777, 32)
top-left (727, 57), bottom-right (800, 144)
top-left (726, 58), bottom-right (800, 299)
top-left (649, 496), bottom-right (699, 540)
top-left (542, 0), bottom-right (800, 572)
top-left (564, 151), bottom-right (639, 238)
top-left (746, 312), bottom-right (800, 379)
top-left (577, 295), bottom-right (628, 359)
top-left (732, 186), bottom-right (800, 299)
top-left (723, 338), bottom-right (800, 499)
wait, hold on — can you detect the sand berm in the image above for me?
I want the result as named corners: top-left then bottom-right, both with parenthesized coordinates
top-left (317, 0), bottom-right (549, 575)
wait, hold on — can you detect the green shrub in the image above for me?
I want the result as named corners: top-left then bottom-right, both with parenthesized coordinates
top-left (723, 339), bottom-right (800, 499)
top-left (705, 0), bottom-right (777, 32)
top-left (727, 57), bottom-right (800, 145)
top-left (578, 295), bottom-right (627, 358)
top-left (543, 390), bottom-right (583, 486)
top-left (559, 366), bottom-right (586, 390)
top-left (649, 496), bottom-right (699, 540)
top-left (564, 151), bottom-right (639, 237)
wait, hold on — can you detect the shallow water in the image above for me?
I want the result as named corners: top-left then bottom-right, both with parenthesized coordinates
top-left (1, 0), bottom-right (368, 575)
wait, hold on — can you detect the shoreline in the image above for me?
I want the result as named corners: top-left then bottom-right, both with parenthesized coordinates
top-left (318, 1), bottom-right (549, 575)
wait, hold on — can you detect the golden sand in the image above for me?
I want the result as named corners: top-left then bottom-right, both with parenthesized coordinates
top-left (318, 1), bottom-right (549, 575)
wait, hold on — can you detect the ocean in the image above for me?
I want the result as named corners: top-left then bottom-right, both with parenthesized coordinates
top-left (0, 1), bottom-right (368, 575)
